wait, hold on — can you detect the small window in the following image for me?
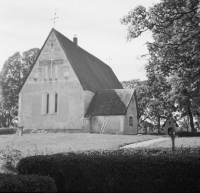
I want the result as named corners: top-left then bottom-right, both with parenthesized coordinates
top-left (50, 91), bottom-right (58, 114)
top-left (129, 116), bottom-right (133, 126)
top-left (55, 93), bottom-right (58, 113)
top-left (46, 93), bottom-right (49, 114)
top-left (42, 91), bottom-right (50, 115)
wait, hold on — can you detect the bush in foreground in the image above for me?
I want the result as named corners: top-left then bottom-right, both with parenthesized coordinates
top-left (0, 142), bottom-right (23, 174)
top-left (177, 131), bottom-right (200, 137)
top-left (17, 147), bottom-right (200, 192)
top-left (0, 173), bottom-right (57, 192)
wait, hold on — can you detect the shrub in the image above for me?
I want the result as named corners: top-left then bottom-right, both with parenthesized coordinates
top-left (177, 131), bottom-right (200, 137)
top-left (17, 148), bottom-right (200, 192)
top-left (0, 128), bottom-right (17, 135)
top-left (0, 142), bottom-right (23, 173)
top-left (0, 173), bottom-right (57, 192)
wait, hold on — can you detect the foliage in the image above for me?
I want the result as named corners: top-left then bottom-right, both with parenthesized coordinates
top-left (139, 120), bottom-right (154, 132)
top-left (121, 78), bottom-right (171, 132)
top-left (177, 131), bottom-right (200, 137)
top-left (0, 128), bottom-right (17, 135)
top-left (0, 142), bottom-right (22, 173)
top-left (121, 0), bottom-right (200, 132)
top-left (121, 79), bottom-right (150, 123)
top-left (0, 48), bottom-right (39, 127)
top-left (0, 173), bottom-right (57, 192)
top-left (17, 148), bottom-right (200, 192)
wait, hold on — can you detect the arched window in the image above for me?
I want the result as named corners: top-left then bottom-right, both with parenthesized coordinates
top-left (46, 93), bottom-right (49, 114)
top-left (55, 92), bottom-right (58, 113)
top-left (51, 91), bottom-right (58, 114)
top-left (129, 116), bottom-right (133, 126)
top-left (42, 91), bottom-right (50, 114)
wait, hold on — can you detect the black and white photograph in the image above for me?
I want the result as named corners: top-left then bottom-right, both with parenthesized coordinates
top-left (0, 0), bottom-right (200, 192)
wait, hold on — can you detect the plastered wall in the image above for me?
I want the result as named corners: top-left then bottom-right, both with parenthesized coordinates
top-left (124, 96), bottom-right (138, 134)
top-left (90, 115), bottom-right (124, 134)
top-left (18, 31), bottom-right (84, 130)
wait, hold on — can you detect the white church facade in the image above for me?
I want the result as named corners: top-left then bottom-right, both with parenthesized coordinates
top-left (18, 28), bottom-right (138, 134)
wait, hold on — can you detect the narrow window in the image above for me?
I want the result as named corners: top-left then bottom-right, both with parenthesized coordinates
top-left (46, 93), bottom-right (49, 114)
top-left (129, 116), bottom-right (133, 126)
top-left (55, 93), bottom-right (58, 113)
top-left (42, 91), bottom-right (50, 115)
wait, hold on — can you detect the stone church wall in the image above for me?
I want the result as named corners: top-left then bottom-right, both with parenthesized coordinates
top-left (124, 96), bottom-right (138, 134)
top-left (18, 31), bottom-right (85, 130)
top-left (90, 115), bottom-right (124, 134)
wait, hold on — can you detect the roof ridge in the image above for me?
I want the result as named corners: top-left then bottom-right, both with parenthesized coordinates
top-left (19, 28), bottom-right (122, 94)
top-left (54, 29), bottom-right (113, 70)
top-left (54, 29), bottom-right (122, 92)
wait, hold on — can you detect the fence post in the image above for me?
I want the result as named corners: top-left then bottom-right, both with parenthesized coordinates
top-left (18, 126), bottom-right (24, 136)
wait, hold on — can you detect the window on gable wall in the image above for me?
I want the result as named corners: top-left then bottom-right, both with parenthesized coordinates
top-left (129, 116), bottom-right (133, 126)
top-left (46, 93), bottom-right (49, 114)
top-left (55, 92), bottom-right (58, 113)
top-left (42, 91), bottom-right (50, 114)
top-left (50, 91), bottom-right (58, 114)
top-left (42, 91), bottom-right (58, 114)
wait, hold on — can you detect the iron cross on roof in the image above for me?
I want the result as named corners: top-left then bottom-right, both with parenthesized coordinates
top-left (51, 9), bottom-right (59, 28)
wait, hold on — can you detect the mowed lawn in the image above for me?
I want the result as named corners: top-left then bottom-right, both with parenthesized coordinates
top-left (0, 133), bottom-right (160, 156)
top-left (147, 137), bottom-right (200, 148)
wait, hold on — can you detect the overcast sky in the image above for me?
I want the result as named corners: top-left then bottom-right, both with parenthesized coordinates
top-left (0, 0), bottom-right (160, 81)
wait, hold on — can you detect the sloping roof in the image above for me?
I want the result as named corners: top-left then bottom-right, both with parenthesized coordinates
top-left (54, 29), bottom-right (123, 92)
top-left (19, 28), bottom-right (123, 93)
top-left (85, 89), bottom-right (136, 117)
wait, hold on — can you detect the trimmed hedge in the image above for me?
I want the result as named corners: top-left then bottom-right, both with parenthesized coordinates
top-left (177, 131), bottom-right (200, 137)
top-left (17, 148), bottom-right (200, 192)
top-left (0, 128), bottom-right (17, 135)
top-left (0, 173), bottom-right (57, 192)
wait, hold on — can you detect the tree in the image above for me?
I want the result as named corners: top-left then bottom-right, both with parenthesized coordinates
top-left (121, 0), bottom-right (200, 132)
top-left (0, 48), bottom-right (39, 127)
top-left (121, 79), bottom-right (150, 125)
top-left (121, 78), bottom-right (172, 133)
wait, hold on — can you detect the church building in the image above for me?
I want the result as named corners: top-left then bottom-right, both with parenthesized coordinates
top-left (18, 28), bottom-right (138, 134)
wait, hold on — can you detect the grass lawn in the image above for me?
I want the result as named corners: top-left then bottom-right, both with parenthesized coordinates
top-left (0, 133), bottom-right (161, 156)
top-left (147, 137), bottom-right (200, 148)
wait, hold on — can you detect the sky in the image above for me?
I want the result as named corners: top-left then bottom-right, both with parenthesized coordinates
top-left (0, 0), bottom-right (160, 81)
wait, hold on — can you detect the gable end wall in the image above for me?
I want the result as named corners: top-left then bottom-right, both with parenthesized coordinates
top-left (18, 31), bottom-right (85, 130)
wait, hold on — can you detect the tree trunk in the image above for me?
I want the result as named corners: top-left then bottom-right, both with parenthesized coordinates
top-left (188, 107), bottom-right (195, 133)
top-left (158, 115), bottom-right (160, 134)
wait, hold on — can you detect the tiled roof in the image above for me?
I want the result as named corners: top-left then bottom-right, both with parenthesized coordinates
top-left (85, 89), bottom-right (136, 117)
top-left (54, 29), bottom-right (123, 92)
top-left (19, 28), bottom-right (123, 93)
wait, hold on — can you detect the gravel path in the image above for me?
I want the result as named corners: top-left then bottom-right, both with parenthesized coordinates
top-left (120, 137), bottom-right (170, 149)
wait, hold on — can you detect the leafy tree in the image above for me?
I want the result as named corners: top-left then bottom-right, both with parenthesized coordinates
top-left (121, 0), bottom-right (200, 132)
top-left (0, 48), bottom-right (39, 127)
top-left (121, 78), bottom-right (171, 133)
top-left (121, 79), bottom-right (150, 124)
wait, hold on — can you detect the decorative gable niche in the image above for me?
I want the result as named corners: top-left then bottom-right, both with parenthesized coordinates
top-left (37, 32), bottom-right (67, 82)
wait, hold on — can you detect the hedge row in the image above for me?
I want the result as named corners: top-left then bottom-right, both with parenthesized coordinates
top-left (16, 148), bottom-right (200, 192)
top-left (0, 173), bottom-right (57, 192)
top-left (0, 128), bottom-right (17, 135)
top-left (176, 131), bottom-right (200, 137)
